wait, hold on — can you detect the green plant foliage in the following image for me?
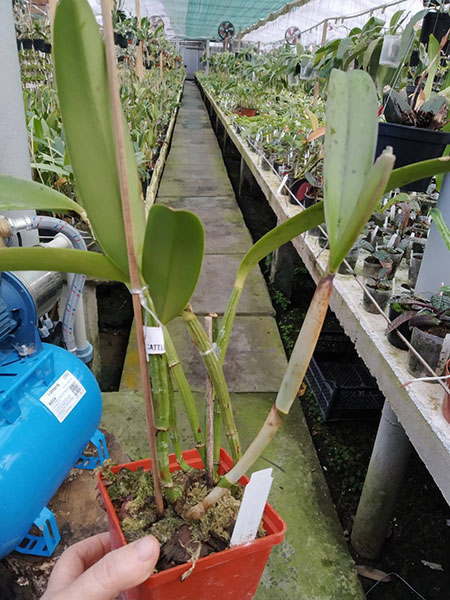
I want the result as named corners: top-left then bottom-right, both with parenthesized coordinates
top-left (53, 0), bottom-right (146, 276)
top-left (142, 205), bottom-right (204, 324)
top-left (0, 247), bottom-right (127, 282)
top-left (324, 69), bottom-right (396, 273)
top-left (235, 202), bottom-right (324, 289)
top-left (430, 207), bottom-right (450, 251)
top-left (0, 175), bottom-right (83, 216)
top-left (385, 156), bottom-right (450, 192)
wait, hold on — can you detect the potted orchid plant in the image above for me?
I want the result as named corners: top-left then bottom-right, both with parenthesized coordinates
top-left (3, 0), bottom-right (450, 597)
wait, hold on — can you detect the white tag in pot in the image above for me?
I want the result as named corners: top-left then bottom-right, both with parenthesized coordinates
top-left (230, 468), bottom-right (273, 547)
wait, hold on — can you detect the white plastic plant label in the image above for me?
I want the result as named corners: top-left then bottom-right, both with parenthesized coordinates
top-left (39, 370), bottom-right (86, 423)
top-left (230, 468), bottom-right (273, 547)
top-left (277, 174), bottom-right (288, 195)
top-left (144, 326), bottom-right (166, 357)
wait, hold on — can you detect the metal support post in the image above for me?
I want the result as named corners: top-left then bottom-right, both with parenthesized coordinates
top-left (415, 172), bottom-right (450, 297)
top-left (0, 2), bottom-right (38, 246)
top-left (313, 22), bottom-right (327, 107)
top-left (351, 401), bottom-right (412, 558)
top-left (238, 156), bottom-right (245, 197)
top-left (206, 39), bottom-right (210, 75)
top-left (135, 0), bottom-right (143, 81)
top-left (270, 219), bottom-right (295, 298)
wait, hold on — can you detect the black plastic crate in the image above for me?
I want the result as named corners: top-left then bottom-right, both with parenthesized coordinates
top-left (305, 353), bottom-right (385, 422)
top-left (314, 330), bottom-right (355, 356)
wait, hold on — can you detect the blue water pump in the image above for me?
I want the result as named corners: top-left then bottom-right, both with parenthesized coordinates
top-left (0, 271), bottom-right (108, 559)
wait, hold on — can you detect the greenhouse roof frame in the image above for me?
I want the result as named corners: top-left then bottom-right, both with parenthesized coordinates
top-left (159, 0), bottom-right (307, 40)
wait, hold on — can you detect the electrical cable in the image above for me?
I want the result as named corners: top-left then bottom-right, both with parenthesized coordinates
top-left (365, 571), bottom-right (429, 599)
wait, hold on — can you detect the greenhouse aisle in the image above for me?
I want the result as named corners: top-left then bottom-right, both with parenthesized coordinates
top-left (102, 81), bottom-right (364, 599)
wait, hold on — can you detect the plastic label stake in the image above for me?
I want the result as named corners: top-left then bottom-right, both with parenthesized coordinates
top-left (144, 326), bottom-right (166, 358)
top-left (277, 174), bottom-right (288, 195)
top-left (230, 468), bottom-right (273, 547)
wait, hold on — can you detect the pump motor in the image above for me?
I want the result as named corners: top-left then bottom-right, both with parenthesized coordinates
top-left (0, 271), bottom-right (108, 559)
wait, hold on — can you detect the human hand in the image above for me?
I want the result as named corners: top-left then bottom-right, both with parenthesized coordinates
top-left (41, 533), bottom-right (159, 600)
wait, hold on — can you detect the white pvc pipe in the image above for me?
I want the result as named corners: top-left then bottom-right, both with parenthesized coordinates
top-left (0, 2), bottom-right (38, 247)
top-left (45, 234), bottom-right (91, 360)
top-left (415, 172), bottom-right (450, 298)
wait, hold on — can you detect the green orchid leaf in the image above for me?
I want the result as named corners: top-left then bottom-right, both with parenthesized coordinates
top-left (235, 202), bottom-right (324, 289)
top-left (142, 205), bottom-right (204, 324)
top-left (0, 174), bottom-right (84, 216)
top-left (430, 208), bottom-right (450, 252)
top-left (53, 0), bottom-right (146, 276)
top-left (323, 69), bottom-right (380, 269)
top-left (328, 147), bottom-right (395, 273)
top-left (399, 10), bottom-right (427, 58)
top-left (30, 163), bottom-right (73, 178)
top-left (381, 192), bottom-right (410, 213)
top-left (385, 156), bottom-right (450, 192)
top-left (0, 247), bottom-right (127, 282)
top-left (424, 35), bottom-right (440, 102)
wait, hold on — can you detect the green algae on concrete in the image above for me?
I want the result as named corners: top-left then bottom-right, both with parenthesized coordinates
top-left (120, 315), bottom-right (285, 394)
top-left (157, 198), bottom-right (253, 255)
top-left (189, 254), bottom-right (274, 315)
top-left (101, 390), bottom-right (364, 599)
top-left (157, 165), bottom-right (234, 198)
top-left (167, 316), bottom-right (287, 393)
top-left (166, 145), bottom-right (225, 167)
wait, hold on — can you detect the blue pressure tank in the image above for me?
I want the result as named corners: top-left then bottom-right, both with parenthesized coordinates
top-left (0, 272), bottom-right (108, 559)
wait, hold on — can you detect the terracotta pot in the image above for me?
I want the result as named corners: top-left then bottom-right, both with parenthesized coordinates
top-left (98, 448), bottom-right (286, 600)
top-left (235, 107), bottom-right (257, 117)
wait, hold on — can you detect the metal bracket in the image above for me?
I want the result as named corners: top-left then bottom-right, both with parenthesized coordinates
top-left (15, 506), bottom-right (61, 557)
top-left (74, 429), bottom-right (109, 470)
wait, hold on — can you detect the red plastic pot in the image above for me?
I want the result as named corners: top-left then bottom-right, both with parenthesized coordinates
top-left (97, 448), bottom-right (286, 600)
top-left (443, 360), bottom-right (450, 424)
top-left (233, 107), bottom-right (257, 117)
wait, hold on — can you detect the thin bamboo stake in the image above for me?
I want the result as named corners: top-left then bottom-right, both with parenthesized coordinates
top-left (48, 0), bottom-right (57, 26)
top-left (204, 314), bottom-right (214, 488)
top-left (100, 0), bottom-right (164, 518)
top-left (160, 51), bottom-right (163, 77)
top-left (183, 306), bottom-right (241, 464)
top-left (135, 0), bottom-right (143, 81)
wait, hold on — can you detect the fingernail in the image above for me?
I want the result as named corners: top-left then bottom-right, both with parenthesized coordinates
top-left (134, 536), bottom-right (157, 562)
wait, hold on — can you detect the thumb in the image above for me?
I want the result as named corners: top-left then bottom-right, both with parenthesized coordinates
top-left (64, 536), bottom-right (160, 600)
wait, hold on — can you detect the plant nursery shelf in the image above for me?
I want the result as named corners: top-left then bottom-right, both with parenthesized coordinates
top-left (145, 85), bottom-right (184, 212)
top-left (199, 79), bottom-right (450, 507)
